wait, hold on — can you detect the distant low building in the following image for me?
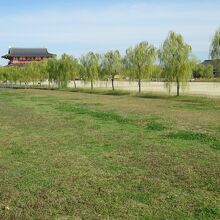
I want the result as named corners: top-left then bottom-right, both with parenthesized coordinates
top-left (201, 59), bottom-right (220, 77)
top-left (2, 47), bottom-right (56, 66)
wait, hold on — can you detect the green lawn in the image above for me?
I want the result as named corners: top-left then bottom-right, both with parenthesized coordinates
top-left (0, 88), bottom-right (219, 219)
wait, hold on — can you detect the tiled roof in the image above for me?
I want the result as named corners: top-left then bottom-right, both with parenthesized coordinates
top-left (2, 48), bottom-right (55, 59)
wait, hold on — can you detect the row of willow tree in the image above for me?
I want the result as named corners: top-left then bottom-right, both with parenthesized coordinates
top-left (0, 30), bottom-right (220, 96)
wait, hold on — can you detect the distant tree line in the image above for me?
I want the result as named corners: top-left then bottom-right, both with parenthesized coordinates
top-left (0, 29), bottom-right (220, 96)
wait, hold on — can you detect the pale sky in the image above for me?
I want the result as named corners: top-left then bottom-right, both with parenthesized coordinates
top-left (0, 0), bottom-right (219, 65)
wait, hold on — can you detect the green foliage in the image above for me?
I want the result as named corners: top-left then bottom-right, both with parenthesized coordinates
top-left (0, 66), bottom-right (3, 81)
top-left (58, 54), bottom-right (74, 88)
top-left (124, 41), bottom-right (157, 93)
top-left (101, 50), bottom-right (123, 91)
top-left (0, 55), bottom-right (81, 89)
top-left (193, 64), bottom-right (214, 79)
top-left (29, 61), bottom-right (48, 85)
top-left (45, 54), bottom-right (71, 88)
top-left (47, 57), bottom-right (59, 86)
top-left (64, 55), bottom-right (80, 88)
top-left (159, 31), bottom-right (193, 96)
top-left (0, 29), bottom-right (218, 93)
top-left (210, 27), bottom-right (220, 76)
top-left (151, 65), bottom-right (163, 79)
top-left (210, 27), bottom-right (220, 60)
top-left (80, 52), bottom-right (100, 90)
top-left (22, 64), bottom-right (32, 85)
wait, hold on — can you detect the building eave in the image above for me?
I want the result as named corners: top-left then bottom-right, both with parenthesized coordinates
top-left (2, 48), bottom-right (56, 59)
top-left (2, 54), bottom-right (11, 59)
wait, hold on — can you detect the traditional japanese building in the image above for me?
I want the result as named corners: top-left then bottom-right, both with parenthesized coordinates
top-left (2, 47), bottom-right (55, 65)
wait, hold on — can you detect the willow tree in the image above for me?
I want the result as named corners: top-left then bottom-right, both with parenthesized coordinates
top-left (37, 61), bottom-right (48, 87)
top-left (56, 54), bottom-right (72, 89)
top-left (80, 52), bottom-right (100, 90)
top-left (102, 50), bottom-right (122, 91)
top-left (0, 66), bottom-right (6, 85)
top-left (125, 41), bottom-right (157, 93)
top-left (7, 66), bottom-right (21, 85)
top-left (46, 56), bottom-right (67, 89)
top-left (159, 31), bottom-right (193, 96)
top-left (1, 67), bottom-right (6, 85)
top-left (0, 66), bottom-right (2, 83)
top-left (193, 64), bottom-right (213, 79)
top-left (21, 64), bottom-right (32, 88)
top-left (60, 54), bottom-right (80, 89)
top-left (210, 27), bottom-right (220, 76)
top-left (3, 66), bottom-right (13, 85)
top-left (47, 58), bottom-right (59, 88)
top-left (27, 61), bottom-right (43, 86)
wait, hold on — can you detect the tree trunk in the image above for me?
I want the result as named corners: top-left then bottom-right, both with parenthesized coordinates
top-left (111, 77), bottom-right (115, 91)
top-left (91, 80), bottom-right (93, 90)
top-left (74, 80), bottom-right (77, 89)
top-left (137, 66), bottom-right (142, 94)
top-left (138, 79), bottom-right (141, 93)
top-left (176, 77), bottom-right (180, 96)
top-left (48, 80), bottom-right (51, 89)
top-left (58, 73), bottom-right (61, 89)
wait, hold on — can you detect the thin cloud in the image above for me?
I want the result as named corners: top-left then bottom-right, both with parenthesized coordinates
top-left (0, 1), bottom-right (219, 65)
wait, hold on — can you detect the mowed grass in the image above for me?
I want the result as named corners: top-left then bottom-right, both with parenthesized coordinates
top-left (0, 88), bottom-right (220, 219)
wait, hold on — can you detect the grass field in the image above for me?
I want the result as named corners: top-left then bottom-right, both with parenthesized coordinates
top-left (0, 88), bottom-right (220, 219)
